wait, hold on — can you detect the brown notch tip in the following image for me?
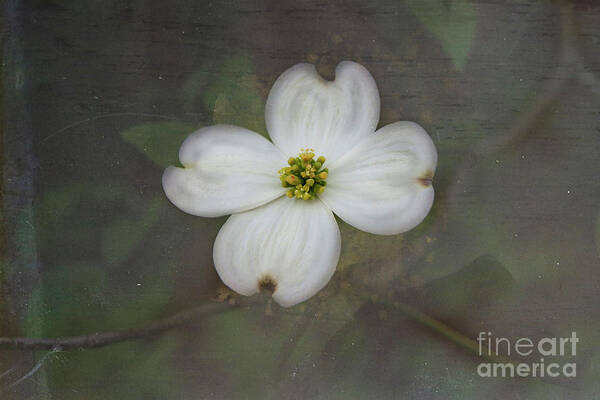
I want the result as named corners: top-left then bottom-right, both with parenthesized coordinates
top-left (418, 170), bottom-right (434, 187)
top-left (258, 275), bottom-right (277, 294)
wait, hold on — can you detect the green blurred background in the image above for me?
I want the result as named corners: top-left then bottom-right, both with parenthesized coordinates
top-left (2, 0), bottom-right (600, 398)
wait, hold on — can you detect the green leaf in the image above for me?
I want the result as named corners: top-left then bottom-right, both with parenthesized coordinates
top-left (120, 121), bottom-right (195, 167)
top-left (407, 0), bottom-right (476, 70)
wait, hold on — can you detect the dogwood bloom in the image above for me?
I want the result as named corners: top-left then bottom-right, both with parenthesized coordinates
top-left (162, 61), bottom-right (437, 307)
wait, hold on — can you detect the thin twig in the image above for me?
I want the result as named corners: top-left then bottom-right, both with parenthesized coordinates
top-left (3, 349), bottom-right (59, 392)
top-left (0, 301), bottom-right (235, 350)
top-left (41, 112), bottom-right (181, 143)
top-left (0, 366), bottom-right (17, 380)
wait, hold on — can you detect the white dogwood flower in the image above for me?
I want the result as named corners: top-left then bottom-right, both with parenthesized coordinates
top-left (162, 61), bottom-right (437, 307)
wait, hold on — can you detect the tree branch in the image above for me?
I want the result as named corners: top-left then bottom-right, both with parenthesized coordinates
top-left (0, 301), bottom-right (235, 350)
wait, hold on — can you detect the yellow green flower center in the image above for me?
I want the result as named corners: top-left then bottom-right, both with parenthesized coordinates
top-left (278, 149), bottom-right (328, 200)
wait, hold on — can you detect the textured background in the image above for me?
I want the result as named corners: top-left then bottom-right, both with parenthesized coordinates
top-left (2, 0), bottom-right (600, 398)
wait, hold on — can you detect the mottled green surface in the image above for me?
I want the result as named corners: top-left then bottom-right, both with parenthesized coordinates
top-left (2, 0), bottom-right (600, 399)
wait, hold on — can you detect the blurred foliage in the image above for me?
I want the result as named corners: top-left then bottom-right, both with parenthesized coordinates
top-left (101, 196), bottom-right (164, 266)
top-left (2, 0), bottom-right (599, 398)
top-left (33, 183), bottom-right (166, 268)
top-left (22, 181), bottom-right (184, 341)
top-left (184, 54), bottom-right (268, 136)
top-left (398, 255), bottom-right (515, 316)
top-left (120, 122), bottom-right (194, 168)
top-left (24, 262), bottom-right (106, 337)
top-left (406, 0), bottom-right (476, 70)
top-left (44, 335), bottom-right (181, 400)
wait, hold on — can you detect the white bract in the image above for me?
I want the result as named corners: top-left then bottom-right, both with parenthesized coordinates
top-left (162, 61), bottom-right (437, 307)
